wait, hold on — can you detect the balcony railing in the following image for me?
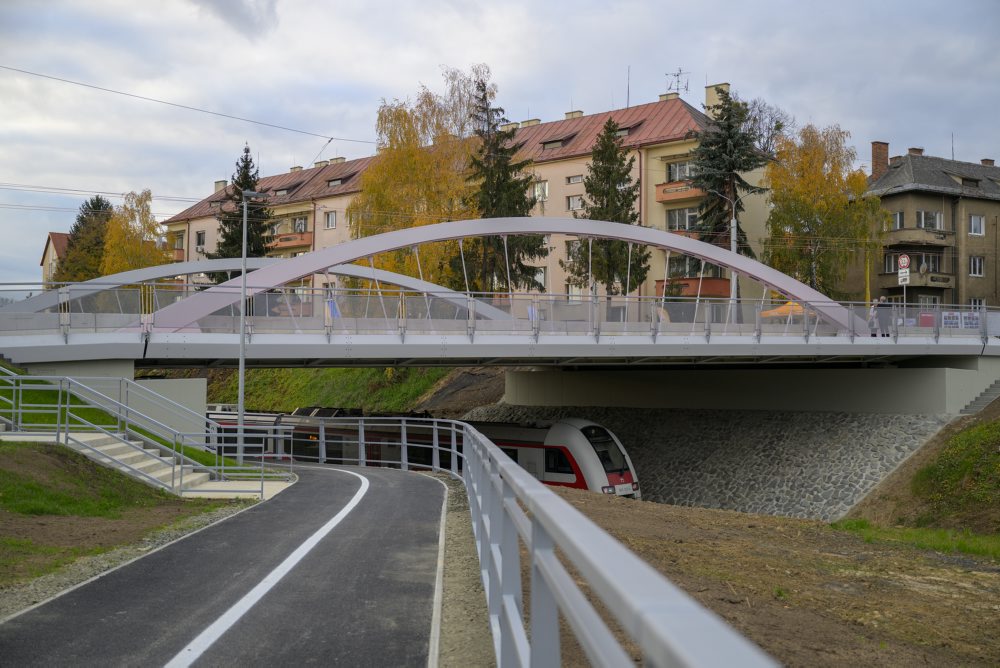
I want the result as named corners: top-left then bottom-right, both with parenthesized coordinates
top-left (654, 180), bottom-right (705, 204)
top-left (883, 228), bottom-right (954, 246)
top-left (266, 231), bottom-right (313, 250)
top-left (172, 248), bottom-right (185, 261)
top-left (877, 270), bottom-right (954, 290)
top-left (657, 276), bottom-right (730, 298)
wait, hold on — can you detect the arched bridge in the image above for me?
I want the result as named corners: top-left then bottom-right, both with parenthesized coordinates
top-left (1, 218), bottom-right (997, 368)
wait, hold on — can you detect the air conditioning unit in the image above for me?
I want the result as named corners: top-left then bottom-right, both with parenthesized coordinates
top-left (195, 245), bottom-right (205, 254)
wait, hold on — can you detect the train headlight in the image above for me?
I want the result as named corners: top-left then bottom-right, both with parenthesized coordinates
top-left (631, 482), bottom-right (640, 491)
top-left (601, 486), bottom-right (615, 494)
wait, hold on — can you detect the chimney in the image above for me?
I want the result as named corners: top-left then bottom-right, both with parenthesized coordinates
top-left (705, 83), bottom-right (730, 117)
top-left (290, 165), bottom-right (302, 172)
top-left (871, 141), bottom-right (889, 181)
top-left (982, 158), bottom-right (995, 167)
top-left (500, 122), bottom-right (519, 132)
top-left (565, 110), bottom-right (583, 120)
top-left (328, 157), bottom-right (346, 165)
top-left (214, 179), bottom-right (227, 192)
top-left (659, 92), bottom-right (679, 101)
top-left (907, 147), bottom-right (924, 156)
top-left (520, 118), bottom-right (541, 127)
top-left (314, 160), bottom-right (329, 168)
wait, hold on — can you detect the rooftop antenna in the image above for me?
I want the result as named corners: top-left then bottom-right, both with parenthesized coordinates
top-left (666, 67), bottom-right (690, 96)
top-left (951, 132), bottom-right (955, 160)
top-left (626, 65), bottom-right (631, 108)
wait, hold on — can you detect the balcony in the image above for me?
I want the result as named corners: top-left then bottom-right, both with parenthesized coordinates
top-left (883, 228), bottom-right (954, 247)
top-left (654, 180), bottom-right (705, 204)
top-left (656, 277), bottom-right (730, 298)
top-left (172, 248), bottom-right (185, 262)
top-left (876, 271), bottom-right (954, 291)
top-left (266, 231), bottom-right (313, 251)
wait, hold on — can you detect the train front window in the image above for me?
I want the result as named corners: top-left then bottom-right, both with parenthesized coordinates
top-left (580, 426), bottom-right (628, 473)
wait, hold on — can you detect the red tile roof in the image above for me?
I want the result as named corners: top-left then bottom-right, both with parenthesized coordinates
top-left (165, 156), bottom-right (376, 224)
top-left (512, 98), bottom-right (709, 163)
top-left (165, 97), bottom-right (709, 225)
top-left (40, 231), bottom-right (70, 266)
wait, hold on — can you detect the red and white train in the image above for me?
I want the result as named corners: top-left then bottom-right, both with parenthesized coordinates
top-left (208, 408), bottom-right (640, 499)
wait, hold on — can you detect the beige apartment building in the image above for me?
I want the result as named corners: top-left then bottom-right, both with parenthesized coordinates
top-left (40, 231), bottom-right (69, 284)
top-left (866, 143), bottom-right (1000, 307)
top-left (164, 84), bottom-right (769, 300)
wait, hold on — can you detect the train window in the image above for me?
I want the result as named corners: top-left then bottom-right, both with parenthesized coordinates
top-left (500, 447), bottom-right (519, 463)
top-left (580, 426), bottom-right (628, 473)
top-left (544, 447), bottom-right (574, 474)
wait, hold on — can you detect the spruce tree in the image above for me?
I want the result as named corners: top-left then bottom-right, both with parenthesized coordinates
top-left (207, 144), bottom-right (272, 281)
top-left (459, 79), bottom-right (547, 292)
top-left (561, 118), bottom-right (649, 295)
top-left (689, 87), bottom-right (767, 258)
top-left (54, 195), bottom-right (114, 282)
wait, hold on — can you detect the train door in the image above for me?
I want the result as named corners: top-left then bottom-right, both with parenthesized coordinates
top-left (514, 445), bottom-right (544, 480)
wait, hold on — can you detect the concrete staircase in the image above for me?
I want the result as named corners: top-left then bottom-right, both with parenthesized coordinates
top-left (65, 433), bottom-right (212, 492)
top-left (960, 379), bottom-right (1000, 414)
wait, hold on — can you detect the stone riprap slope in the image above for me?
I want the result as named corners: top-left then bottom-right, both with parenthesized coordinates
top-left (463, 405), bottom-right (951, 521)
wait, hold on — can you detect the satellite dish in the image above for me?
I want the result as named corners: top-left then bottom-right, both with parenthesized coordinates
top-left (919, 263), bottom-right (928, 275)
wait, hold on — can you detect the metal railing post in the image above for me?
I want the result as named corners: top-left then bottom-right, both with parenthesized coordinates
top-left (319, 421), bottom-right (327, 464)
top-left (529, 515), bottom-right (559, 667)
top-left (451, 427), bottom-right (459, 476)
top-left (400, 419), bottom-right (408, 471)
top-left (358, 419), bottom-right (366, 467)
top-left (432, 421), bottom-right (440, 472)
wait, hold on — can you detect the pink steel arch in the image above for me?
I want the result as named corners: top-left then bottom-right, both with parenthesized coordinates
top-left (152, 218), bottom-right (859, 331)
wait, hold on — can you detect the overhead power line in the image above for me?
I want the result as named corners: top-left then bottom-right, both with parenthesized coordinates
top-left (0, 64), bottom-right (376, 145)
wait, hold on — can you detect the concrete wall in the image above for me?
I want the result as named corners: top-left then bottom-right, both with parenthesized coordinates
top-left (135, 378), bottom-right (208, 438)
top-left (23, 359), bottom-right (136, 379)
top-left (505, 356), bottom-right (1000, 414)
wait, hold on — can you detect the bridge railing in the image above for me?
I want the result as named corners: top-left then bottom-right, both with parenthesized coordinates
top-left (2, 283), bottom-right (997, 342)
top-left (204, 410), bottom-right (775, 666)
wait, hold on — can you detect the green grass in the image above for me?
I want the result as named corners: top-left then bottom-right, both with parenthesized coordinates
top-left (212, 367), bottom-right (450, 413)
top-left (830, 518), bottom-right (1000, 561)
top-left (0, 441), bottom-right (177, 517)
top-left (910, 419), bottom-right (1000, 528)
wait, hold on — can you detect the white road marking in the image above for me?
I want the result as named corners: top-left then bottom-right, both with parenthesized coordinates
top-left (164, 468), bottom-right (369, 668)
top-left (422, 474), bottom-right (449, 668)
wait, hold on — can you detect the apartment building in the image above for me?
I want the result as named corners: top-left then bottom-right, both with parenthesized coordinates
top-left (867, 142), bottom-right (1000, 307)
top-left (164, 84), bottom-right (770, 300)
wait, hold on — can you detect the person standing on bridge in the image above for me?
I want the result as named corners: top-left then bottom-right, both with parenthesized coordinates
top-left (876, 296), bottom-right (892, 337)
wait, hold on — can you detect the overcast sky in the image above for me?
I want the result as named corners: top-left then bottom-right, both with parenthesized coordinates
top-left (1, 0), bottom-right (998, 284)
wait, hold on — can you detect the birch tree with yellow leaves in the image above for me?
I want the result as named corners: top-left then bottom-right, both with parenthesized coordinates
top-left (347, 66), bottom-right (484, 287)
top-left (763, 125), bottom-right (887, 298)
top-left (100, 189), bottom-right (170, 275)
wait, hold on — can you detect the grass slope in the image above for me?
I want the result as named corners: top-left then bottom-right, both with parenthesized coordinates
top-left (209, 367), bottom-right (450, 413)
top-left (0, 441), bottom-right (227, 585)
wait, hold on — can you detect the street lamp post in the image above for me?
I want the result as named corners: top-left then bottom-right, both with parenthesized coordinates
top-left (238, 189), bottom-right (268, 465)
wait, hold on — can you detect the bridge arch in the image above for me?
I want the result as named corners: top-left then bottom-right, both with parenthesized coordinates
top-left (144, 217), bottom-right (855, 331)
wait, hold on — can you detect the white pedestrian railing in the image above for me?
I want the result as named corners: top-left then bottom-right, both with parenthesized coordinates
top-left (1, 283), bottom-right (996, 344)
top-left (205, 411), bottom-right (777, 666)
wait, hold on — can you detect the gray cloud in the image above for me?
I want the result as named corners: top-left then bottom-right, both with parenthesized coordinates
top-left (188, 0), bottom-right (279, 37)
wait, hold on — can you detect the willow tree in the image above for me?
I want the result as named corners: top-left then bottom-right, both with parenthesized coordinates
top-left (100, 190), bottom-right (170, 275)
top-left (347, 66), bottom-right (485, 287)
top-left (763, 125), bottom-right (888, 298)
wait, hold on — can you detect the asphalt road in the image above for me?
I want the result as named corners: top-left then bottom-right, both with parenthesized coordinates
top-left (0, 466), bottom-right (445, 667)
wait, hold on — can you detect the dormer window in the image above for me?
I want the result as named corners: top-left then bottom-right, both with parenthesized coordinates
top-left (275, 189), bottom-right (288, 196)
top-left (542, 139), bottom-right (563, 150)
top-left (615, 121), bottom-right (642, 138)
top-left (327, 179), bottom-right (343, 187)
top-left (962, 177), bottom-right (980, 188)
top-left (210, 201), bottom-right (221, 209)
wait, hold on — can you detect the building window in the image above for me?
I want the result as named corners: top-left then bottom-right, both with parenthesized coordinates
top-left (534, 267), bottom-right (546, 291)
top-left (919, 253), bottom-right (941, 274)
top-left (210, 201), bottom-right (221, 210)
top-left (275, 189), bottom-right (288, 197)
top-left (327, 178), bottom-right (343, 187)
top-left (173, 233), bottom-right (184, 250)
top-left (918, 295), bottom-right (940, 306)
top-left (969, 214), bottom-right (985, 236)
top-left (883, 253), bottom-right (898, 273)
top-left (542, 139), bottom-right (563, 150)
top-left (293, 217), bottom-right (308, 233)
top-left (962, 177), bottom-right (980, 188)
top-left (891, 211), bottom-right (904, 230)
top-left (668, 256), bottom-right (721, 277)
top-left (969, 298), bottom-right (986, 309)
top-left (916, 210), bottom-right (942, 230)
top-left (970, 256), bottom-right (985, 277)
top-left (667, 208), bottom-right (698, 231)
top-left (567, 195), bottom-right (584, 211)
top-left (325, 211), bottom-right (337, 229)
top-left (534, 181), bottom-right (549, 202)
top-left (566, 174), bottom-right (583, 184)
top-left (195, 230), bottom-right (206, 246)
top-left (667, 161), bottom-right (695, 182)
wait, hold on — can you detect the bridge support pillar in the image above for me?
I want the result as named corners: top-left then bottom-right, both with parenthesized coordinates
top-left (505, 357), bottom-right (1000, 415)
